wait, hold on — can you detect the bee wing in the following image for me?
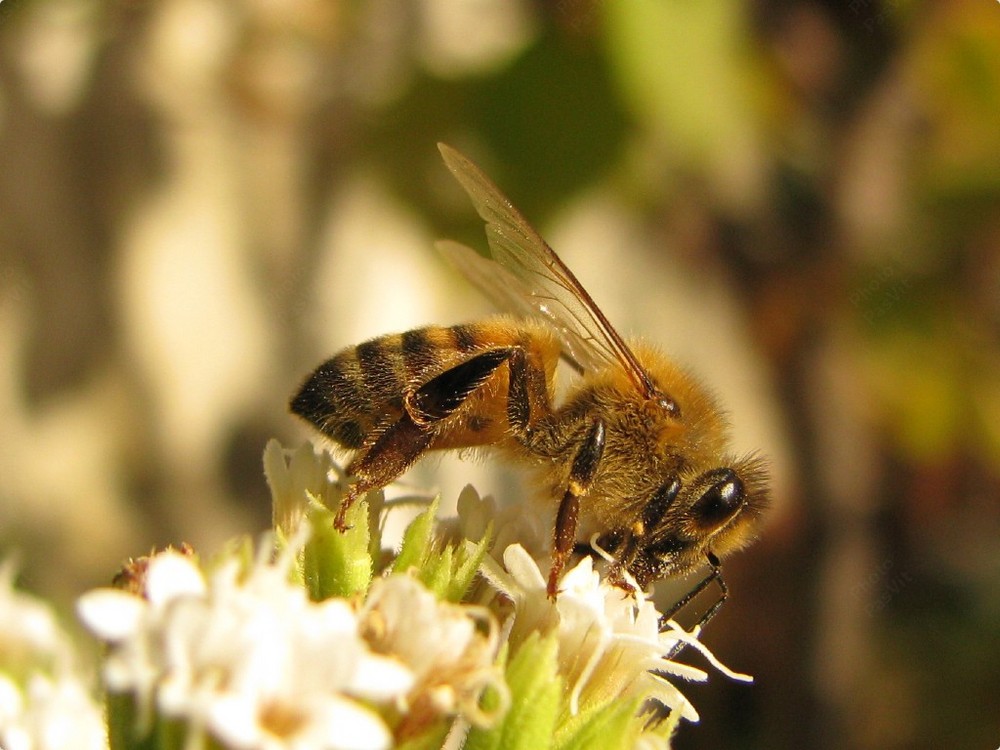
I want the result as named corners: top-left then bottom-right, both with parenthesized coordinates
top-left (438, 143), bottom-right (656, 397)
top-left (437, 239), bottom-right (588, 374)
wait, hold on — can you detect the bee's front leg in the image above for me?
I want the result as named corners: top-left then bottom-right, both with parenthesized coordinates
top-left (658, 553), bottom-right (728, 658)
top-left (337, 348), bottom-right (514, 530)
top-left (547, 419), bottom-right (605, 599)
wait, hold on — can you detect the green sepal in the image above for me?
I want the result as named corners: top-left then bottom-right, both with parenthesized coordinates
top-left (106, 691), bottom-right (193, 750)
top-left (303, 493), bottom-right (372, 600)
top-left (419, 542), bottom-right (454, 597)
top-left (106, 691), bottom-right (150, 750)
top-left (393, 498), bottom-right (491, 602)
top-left (444, 527), bottom-right (492, 603)
top-left (466, 631), bottom-right (562, 750)
top-left (554, 695), bottom-right (641, 750)
top-left (365, 489), bottom-right (387, 565)
top-left (155, 717), bottom-right (188, 750)
top-left (392, 497), bottom-right (440, 575)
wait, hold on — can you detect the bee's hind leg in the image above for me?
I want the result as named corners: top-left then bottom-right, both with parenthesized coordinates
top-left (339, 412), bottom-right (434, 530)
top-left (337, 348), bottom-right (515, 530)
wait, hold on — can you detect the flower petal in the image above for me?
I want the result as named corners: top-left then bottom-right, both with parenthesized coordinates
top-left (144, 551), bottom-right (206, 606)
top-left (349, 654), bottom-right (414, 701)
top-left (76, 589), bottom-right (145, 642)
top-left (502, 544), bottom-right (546, 590)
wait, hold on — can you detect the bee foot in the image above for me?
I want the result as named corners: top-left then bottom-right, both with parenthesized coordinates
top-left (333, 510), bottom-right (353, 532)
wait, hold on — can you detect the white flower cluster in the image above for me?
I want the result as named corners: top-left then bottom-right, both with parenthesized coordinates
top-left (360, 576), bottom-right (508, 735)
top-left (76, 529), bottom-right (507, 750)
top-left (63, 440), bottom-right (754, 750)
top-left (263, 440), bottom-right (752, 748)
top-left (78, 542), bottom-right (412, 750)
top-left (0, 562), bottom-right (106, 750)
top-left (446, 469), bottom-right (750, 728)
top-left (483, 544), bottom-right (751, 725)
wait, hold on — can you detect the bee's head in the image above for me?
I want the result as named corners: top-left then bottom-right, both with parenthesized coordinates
top-left (602, 454), bottom-right (769, 590)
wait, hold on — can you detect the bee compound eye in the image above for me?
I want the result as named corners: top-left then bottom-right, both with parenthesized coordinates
top-left (691, 469), bottom-right (744, 528)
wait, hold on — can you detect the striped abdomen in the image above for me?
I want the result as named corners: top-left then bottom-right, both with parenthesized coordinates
top-left (290, 317), bottom-right (559, 452)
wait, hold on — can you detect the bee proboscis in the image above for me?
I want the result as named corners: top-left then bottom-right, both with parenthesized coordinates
top-left (291, 143), bottom-right (768, 607)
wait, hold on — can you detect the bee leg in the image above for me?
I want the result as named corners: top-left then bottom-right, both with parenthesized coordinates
top-left (547, 419), bottom-right (605, 599)
top-left (658, 552), bottom-right (727, 659)
top-left (338, 411), bottom-right (434, 529)
top-left (646, 557), bottom-right (727, 722)
top-left (336, 348), bottom-right (515, 530)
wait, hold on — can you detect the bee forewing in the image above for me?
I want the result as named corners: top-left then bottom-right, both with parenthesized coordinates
top-left (437, 143), bottom-right (657, 398)
top-left (437, 239), bottom-right (589, 374)
top-left (438, 143), bottom-right (542, 251)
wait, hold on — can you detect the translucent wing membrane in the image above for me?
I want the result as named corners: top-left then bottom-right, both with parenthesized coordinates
top-left (437, 240), bottom-right (585, 374)
top-left (437, 143), bottom-right (656, 397)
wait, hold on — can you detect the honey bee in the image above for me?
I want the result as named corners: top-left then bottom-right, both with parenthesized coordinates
top-left (291, 143), bottom-right (768, 605)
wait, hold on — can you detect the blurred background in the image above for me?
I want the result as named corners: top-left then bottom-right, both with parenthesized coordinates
top-left (1, 0), bottom-right (998, 747)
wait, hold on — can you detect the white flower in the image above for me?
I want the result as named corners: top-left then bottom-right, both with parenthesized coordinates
top-left (0, 561), bottom-right (74, 679)
top-left (482, 544), bottom-right (752, 726)
top-left (359, 575), bottom-right (509, 732)
top-left (78, 533), bottom-right (414, 750)
top-left (0, 673), bottom-right (107, 750)
top-left (263, 439), bottom-right (349, 535)
top-left (445, 485), bottom-right (547, 563)
top-left (0, 561), bottom-right (107, 750)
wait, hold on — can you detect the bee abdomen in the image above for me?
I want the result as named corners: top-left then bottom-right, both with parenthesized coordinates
top-left (291, 325), bottom-right (479, 449)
